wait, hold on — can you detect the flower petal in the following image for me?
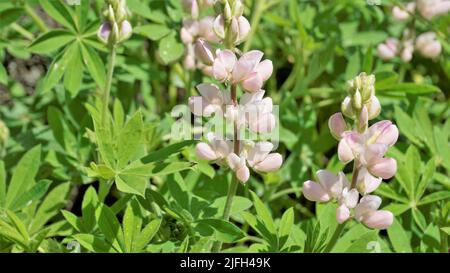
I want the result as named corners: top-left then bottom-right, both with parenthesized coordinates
top-left (302, 180), bottom-right (330, 202)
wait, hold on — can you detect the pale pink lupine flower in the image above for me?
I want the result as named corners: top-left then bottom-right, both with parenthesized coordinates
top-left (226, 141), bottom-right (282, 183)
top-left (180, 19), bottom-right (199, 44)
top-left (377, 38), bottom-right (399, 60)
top-left (232, 50), bottom-right (273, 92)
top-left (246, 142), bottom-right (282, 172)
top-left (354, 195), bottom-right (393, 229)
top-left (212, 49), bottom-right (237, 82)
top-left (341, 95), bottom-right (381, 120)
top-left (189, 83), bottom-right (231, 116)
top-left (198, 16), bottom-right (220, 43)
top-left (392, 2), bottom-right (416, 21)
top-left (195, 133), bottom-right (233, 162)
top-left (239, 91), bottom-right (276, 133)
top-left (226, 153), bottom-right (250, 183)
top-left (416, 32), bottom-right (442, 59)
top-left (337, 120), bottom-right (399, 164)
top-left (417, 0), bottom-right (450, 20)
top-left (336, 187), bottom-right (359, 223)
top-left (401, 40), bottom-right (414, 62)
top-left (303, 171), bottom-right (349, 202)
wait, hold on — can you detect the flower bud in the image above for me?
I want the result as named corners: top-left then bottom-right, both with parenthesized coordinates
top-left (213, 15), bottom-right (225, 39)
top-left (224, 0), bottom-right (232, 21)
top-left (416, 32), bottom-right (442, 59)
top-left (377, 38), bottom-right (399, 60)
top-left (336, 204), bottom-right (350, 224)
top-left (97, 22), bottom-right (111, 44)
top-left (195, 39), bottom-right (215, 65)
top-left (235, 16), bottom-right (251, 45)
top-left (111, 22), bottom-right (120, 44)
top-left (352, 89), bottom-right (362, 110)
top-left (119, 20), bottom-right (132, 42)
top-left (232, 0), bottom-right (245, 17)
top-left (341, 96), bottom-right (355, 119)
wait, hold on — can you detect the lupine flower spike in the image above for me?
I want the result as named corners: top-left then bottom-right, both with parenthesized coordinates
top-left (303, 73), bottom-right (397, 230)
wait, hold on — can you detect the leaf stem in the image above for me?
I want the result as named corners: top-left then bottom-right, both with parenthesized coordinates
top-left (211, 83), bottom-right (240, 253)
top-left (101, 45), bottom-right (117, 126)
top-left (324, 222), bottom-right (346, 253)
top-left (24, 3), bottom-right (49, 33)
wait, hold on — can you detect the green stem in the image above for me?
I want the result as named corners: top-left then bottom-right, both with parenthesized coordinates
top-left (11, 23), bottom-right (34, 40)
top-left (24, 3), bottom-right (49, 32)
top-left (269, 187), bottom-right (301, 202)
top-left (101, 46), bottom-right (117, 126)
top-left (324, 222), bottom-right (346, 253)
top-left (211, 176), bottom-right (239, 252)
top-left (243, 0), bottom-right (266, 52)
top-left (211, 84), bottom-right (240, 253)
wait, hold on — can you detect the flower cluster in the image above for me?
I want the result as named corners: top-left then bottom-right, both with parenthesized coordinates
top-left (377, 0), bottom-right (448, 61)
top-left (188, 0), bottom-right (282, 183)
top-left (180, 0), bottom-right (219, 73)
top-left (97, 0), bottom-right (133, 46)
top-left (303, 73), bottom-right (398, 230)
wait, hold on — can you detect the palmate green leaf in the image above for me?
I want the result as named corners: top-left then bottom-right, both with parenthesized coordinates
top-left (73, 234), bottom-right (117, 253)
top-left (47, 106), bottom-right (77, 156)
top-left (415, 159), bottom-right (436, 201)
top-left (195, 219), bottom-right (245, 243)
top-left (412, 208), bottom-right (427, 231)
top-left (332, 224), bottom-right (372, 253)
top-left (81, 186), bottom-right (98, 232)
top-left (39, 0), bottom-right (77, 31)
top-left (134, 24), bottom-right (171, 41)
top-left (343, 31), bottom-right (387, 47)
top-left (30, 182), bottom-right (71, 234)
top-left (250, 191), bottom-right (276, 235)
top-left (434, 126), bottom-right (450, 172)
top-left (394, 106), bottom-right (423, 147)
top-left (5, 145), bottom-right (41, 208)
top-left (127, 0), bottom-right (167, 24)
top-left (6, 210), bottom-right (30, 245)
top-left (43, 43), bottom-right (78, 92)
top-left (62, 210), bottom-right (85, 232)
top-left (344, 231), bottom-right (379, 253)
top-left (420, 224), bottom-right (441, 253)
top-left (241, 211), bottom-right (277, 249)
top-left (64, 42), bottom-right (83, 97)
top-left (9, 179), bottom-right (52, 212)
top-left (80, 42), bottom-right (106, 88)
top-left (123, 199), bottom-right (143, 253)
top-left (0, 218), bottom-right (28, 250)
top-left (388, 219), bottom-right (412, 253)
top-left (28, 29), bottom-right (75, 54)
top-left (133, 218), bottom-right (161, 252)
top-left (117, 111), bottom-right (145, 169)
top-left (413, 106), bottom-right (436, 154)
top-left (95, 204), bottom-right (124, 252)
top-left (0, 7), bottom-right (23, 29)
top-left (115, 175), bottom-right (147, 197)
top-left (178, 236), bottom-right (190, 253)
top-left (375, 183), bottom-right (409, 204)
top-left (158, 32), bottom-right (184, 64)
top-left (419, 191), bottom-right (450, 206)
top-left (208, 196), bottom-right (252, 218)
top-left (382, 203), bottom-right (410, 216)
top-left (140, 140), bottom-right (195, 164)
top-left (75, 0), bottom-right (89, 32)
top-left (395, 146), bottom-right (420, 200)
top-left (278, 207), bottom-right (294, 250)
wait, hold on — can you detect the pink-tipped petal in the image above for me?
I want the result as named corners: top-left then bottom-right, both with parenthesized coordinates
top-left (241, 72), bottom-right (263, 92)
top-left (369, 157), bottom-right (397, 179)
top-left (194, 39), bottom-right (215, 65)
top-left (362, 210), bottom-right (394, 230)
top-left (254, 153), bottom-right (283, 172)
top-left (356, 167), bottom-right (382, 194)
top-left (236, 165), bottom-right (250, 183)
top-left (336, 204), bottom-right (350, 224)
top-left (328, 112), bottom-right (347, 140)
top-left (256, 60), bottom-right (273, 82)
top-left (302, 180), bottom-right (330, 202)
top-left (195, 143), bottom-right (218, 161)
